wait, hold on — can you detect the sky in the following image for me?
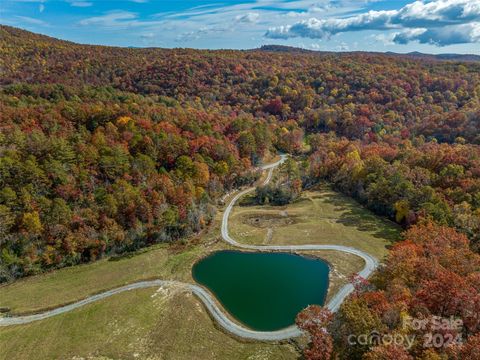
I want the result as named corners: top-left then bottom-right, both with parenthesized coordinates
top-left (1, 0), bottom-right (479, 53)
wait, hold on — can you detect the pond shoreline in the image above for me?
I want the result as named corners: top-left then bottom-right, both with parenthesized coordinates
top-left (192, 249), bottom-right (330, 332)
top-left (0, 155), bottom-right (379, 342)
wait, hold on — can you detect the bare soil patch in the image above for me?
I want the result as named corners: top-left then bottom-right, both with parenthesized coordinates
top-left (242, 213), bottom-right (299, 228)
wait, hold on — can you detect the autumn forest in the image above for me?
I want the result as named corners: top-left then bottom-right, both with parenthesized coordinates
top-left (0, 25), bottom-right (479, 359)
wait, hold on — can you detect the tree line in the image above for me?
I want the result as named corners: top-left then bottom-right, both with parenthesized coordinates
top-left (1, 25), bottom-right (479, 358)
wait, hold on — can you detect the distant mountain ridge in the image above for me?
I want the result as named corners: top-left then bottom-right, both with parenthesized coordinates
top-left (1, 25), bottom-right (478, 63)
top-left (257, 45), bottom-right (480, 62)
top-left (393, 51), bottom-right (480, 62)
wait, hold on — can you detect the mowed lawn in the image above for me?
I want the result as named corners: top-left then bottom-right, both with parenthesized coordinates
top-left (0, 181), bottom-right (397, 360)
top-left (307, 250), bottom-right (365, 302)
top-left (0, 287), bottom-right (298, 360)
top-left (0, 243), bottom-right (204, 314)
top-left (0, 208), bottom-right (226, 315)
top-left (230, 184), bottom-right (401, 260)
top-left (0, 215), bottom-right (300, 360)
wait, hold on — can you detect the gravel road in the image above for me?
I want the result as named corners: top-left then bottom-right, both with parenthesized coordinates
top-left (0, 154), bottom-right (378, 342)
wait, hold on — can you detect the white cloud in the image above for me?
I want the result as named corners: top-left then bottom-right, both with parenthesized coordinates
top-left (266, 10), bottom-right (397, 39)
top-left (370, 32), bottom-right (397, 46)
top-left (396, 0), bottom-right (480, 24)
top-left (77, 10), bottom-right (166, 29)
top-left (79, 11), bottom-right (137, 27)
top-left (265, 0), bottom-right (480, 46)
top-left (70, 1), bottom-right (92, 7)
top-left (176, 25), bottom-right (231, 42)
top-left (394, 22), bottom-right (480, 46)
top-left (235, 12), bottom-right (260, 24)
top-left (15, 15), bottom-right (48, 26)
top-left (336, 41), bottom-right (349, 51)
top-left (392, 28), bottom-right (428, 44)
top-left (139, 32), bottom-right (154, 44)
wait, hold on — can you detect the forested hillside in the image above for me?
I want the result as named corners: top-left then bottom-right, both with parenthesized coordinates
top-left (1, 24), bottom-right (480, 359)
top-left (1, 24), bottom-right (479, 272)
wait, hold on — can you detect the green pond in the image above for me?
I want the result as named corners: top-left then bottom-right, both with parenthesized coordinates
top-left (192, 250), bottom-right (329, 331)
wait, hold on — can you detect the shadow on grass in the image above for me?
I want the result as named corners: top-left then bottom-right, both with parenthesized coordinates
top-left (319, 189), bottom-right (402, 245)
top-left (238, 194), bottom-right (258, 207)
top-left (239, 182), bottom-right (402, 248)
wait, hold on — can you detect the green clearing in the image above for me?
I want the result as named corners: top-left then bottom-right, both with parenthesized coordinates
top-left (230, 184), bottom-right (401, 260)
top-left (0, 179), bottom-right (398, 359)
top-left (0, 243), bottom-right (204, 314)
top-left (0, 287), bottom-right (298, 360)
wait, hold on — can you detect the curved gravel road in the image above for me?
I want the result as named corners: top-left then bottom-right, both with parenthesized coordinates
top-left (0, 154), bottom-right (379, 342)
top-left (222, 155), bottom-right (379, 313)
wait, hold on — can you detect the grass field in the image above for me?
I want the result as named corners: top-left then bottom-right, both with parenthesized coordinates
top-left (0, 220), bottom-right (302, 359)
top-left (230, 184), bottom-right (401, 260)
top-left (0, 180), bottom-right (399, 359)
top-left (0, 287), bottom-right (298, 360)
top-left (0, 243), bottom-right (203, 314)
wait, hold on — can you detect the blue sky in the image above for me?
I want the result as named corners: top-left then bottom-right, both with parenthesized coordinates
top-left (1, 0), bottom-right (479, 53)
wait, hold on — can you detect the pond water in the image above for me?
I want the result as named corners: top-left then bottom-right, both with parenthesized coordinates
top-left (192, 250), bottom-right (329, 331)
